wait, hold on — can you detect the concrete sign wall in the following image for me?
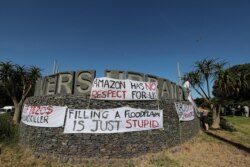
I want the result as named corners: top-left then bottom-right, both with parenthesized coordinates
top-left (34, 70), bottom-right (188, 101)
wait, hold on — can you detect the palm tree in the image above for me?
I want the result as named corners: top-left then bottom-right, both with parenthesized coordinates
top-left (185, 58), bottom-right (227, 129)
top-left (225, 63), bottom-right (250, 100)
top-left (214, 70), bottom-right (235, 98)
top-left (212, 69), bottom-right (235, 128)
top-left (0, 61), bottom-right (41, 124)
top-left (194, 59), bottom-right (215, 98)
top-left (184, 71), bottom-right (208, 100)
top-left (235, 73), bottom-right (249, 98)
top-left (0, 61), bottom-right (15, 97)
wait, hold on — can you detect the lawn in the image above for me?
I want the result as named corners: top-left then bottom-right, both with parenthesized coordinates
top-left (209, 116), bottom-right (250, 148)
top-left (223, 116), bottom-right (250, 135)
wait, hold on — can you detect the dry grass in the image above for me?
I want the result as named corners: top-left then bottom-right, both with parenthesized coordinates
top-left (1, 115), bottom-right (250, 167)
top-left (163, 131), bottom-right (250, 167)
top-left (1, 130), bottom-right (249, 167)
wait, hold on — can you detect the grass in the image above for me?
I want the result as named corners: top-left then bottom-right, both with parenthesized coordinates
top-left (207, 116), bottom-right (250, 149)
top-left (149, 157), bottom-right (180, 167)
top-left (223, 116), bottom-right (250, 135)
top-left (0, 116), bottom-right (249, 167)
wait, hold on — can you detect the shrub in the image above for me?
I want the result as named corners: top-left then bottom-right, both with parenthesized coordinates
top-left (220, 117), bottom-right (236, 132)
top-left (0, 113), bottom-right (18, 142)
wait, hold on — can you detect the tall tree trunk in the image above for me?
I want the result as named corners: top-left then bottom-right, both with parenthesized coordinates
top-left (13, 103), bottom-right (22, 124)
top-left (211, 105), bottom-right (221, 129)
top-left (12, 85), bottom-right (31, 124)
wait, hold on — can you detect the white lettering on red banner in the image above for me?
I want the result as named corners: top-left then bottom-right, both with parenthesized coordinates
top-left (90, 77), bottom-right (158, 100)
top-left (21, 104), bottom-right (67, 127)
top-left (63, 107), bottom-right (163, 133)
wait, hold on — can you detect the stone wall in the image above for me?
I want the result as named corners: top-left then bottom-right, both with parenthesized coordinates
top-left (19, 95), bottom-right (200, 163)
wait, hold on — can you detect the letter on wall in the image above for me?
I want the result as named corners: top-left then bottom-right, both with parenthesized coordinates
top-left (57, 72), bottom-right (74, 95)
top-left (34, 78), bottom-right (45, 96)
top-left (145, 74), bottom-right (158, 82)
top-left (127, 71), bottom-right (145, 81)
top-left (74, 70), bottom-right (96, 96)
top-left (171, 83), bottom-right (178, 100)
top-left (159, 79), bottom-right (172, 99)
top-left (45, 75), bottom-right (58, 95)
top-left (32, 69), bottom-right (188, 102)
top-left (177, 86), bottom-right (184, 101)
top-left (105, 70), bottom-right (125, 79)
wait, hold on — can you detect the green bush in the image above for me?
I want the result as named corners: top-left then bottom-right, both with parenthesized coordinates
top-left (0, 113), bottom-right (18, 142)
top-left (220, 117), bottom-right (237, 132)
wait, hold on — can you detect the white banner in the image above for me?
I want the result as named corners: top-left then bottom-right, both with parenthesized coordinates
top-left (174, 102), bottom-right (195, 121)
top-left (21, 104), bottom-right (67, 127)
top-left (90, 77), bottom-right (158, 100)
top-left (63, 106), bottom-right (163, 133)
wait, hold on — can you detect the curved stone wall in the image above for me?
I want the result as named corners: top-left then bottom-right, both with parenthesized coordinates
top-left (19, 95), bottom-right (200, 163)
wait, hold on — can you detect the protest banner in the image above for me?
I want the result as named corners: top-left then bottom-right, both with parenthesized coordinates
top-left (21, 104), bottom-right (67, 127)
top-left (174, 102), bottom-right (195, 121)
top-left (63, 106), bottom-right (163, 133)
top-left (90, 77), bottom-right (158, 100)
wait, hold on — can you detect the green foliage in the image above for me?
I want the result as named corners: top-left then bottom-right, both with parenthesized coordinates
top-left (223, 116), bottom-right (250, 135)
top-left (0, 61), bottom-right (42, 101)
top-left (184, 58), bottom-right (227, 101)
top-left (0, 61), bottom-right (42, 123)
top-left (0, 113), bottom-right (18, 143)
top-left (213, 63), bottom-right (250, 103)
top-left (194, 97), bottom-right (211, 107)
top-left (220, 117), bottom-right (237, 132)
top-left (0, 86), bottom-right (12, 107)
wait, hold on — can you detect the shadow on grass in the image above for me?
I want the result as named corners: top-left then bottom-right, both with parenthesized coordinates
top-left (205, 131), bottom-right (250, 154)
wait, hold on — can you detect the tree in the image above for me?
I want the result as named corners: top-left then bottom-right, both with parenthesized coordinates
top-left (0, 61), bottom-right (41, 124)
top-left (0, 86), bottom-right (12, 107)
top-left (213, 63), bottom-right (250, 104)
top-left (184, 58), bottom-right (227, 129)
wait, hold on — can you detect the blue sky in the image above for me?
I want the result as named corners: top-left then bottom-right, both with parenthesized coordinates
top-left (0, 0), bottom-right (249, 91)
